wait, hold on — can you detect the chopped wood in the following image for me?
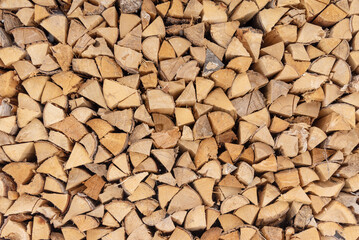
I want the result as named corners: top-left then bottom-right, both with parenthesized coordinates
top-left (0, 0), bottom-right (358, 239)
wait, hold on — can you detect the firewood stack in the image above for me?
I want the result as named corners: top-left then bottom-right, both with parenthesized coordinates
top-left (0, 0), bottom-right (359, 239)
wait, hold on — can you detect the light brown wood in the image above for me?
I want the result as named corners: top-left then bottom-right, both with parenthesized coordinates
top-left (0, 1), bottom-right (358, 238)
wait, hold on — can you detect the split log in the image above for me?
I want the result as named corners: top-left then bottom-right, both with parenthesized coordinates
top-left (0, 0), bottom-right (358, 239)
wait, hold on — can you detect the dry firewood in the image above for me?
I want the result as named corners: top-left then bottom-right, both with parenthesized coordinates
top-left (48, 130), bottom-right (72, 152)
top-left (10, 27), bottom-right (46, 48)
top-left (72, 58), bottom-right (101, 78)
top-left (42, 193), bottom-right (70, 213)
top-left (0, 219), bottom-right (30, 240)
top-left (158, 40), bottom-right (175, 61)
top-left (40, 14), bottom-right (67, 44)
top-left (257, 201), bottom-right (290, 225)
top-left (5, 193), bottom-right (40, 216)
top-left (0, 46), bottom-right (26, 67)
top-left (61, 226), bottom-right (85, 240)
top-left (62, 194), bottom-right (94, 223)
top-left (315, 200), bottom-right (356, 224)
top-left (0, 0), bottom-right (358, 238)
top-left (147, 89), bottom-right (175, 115)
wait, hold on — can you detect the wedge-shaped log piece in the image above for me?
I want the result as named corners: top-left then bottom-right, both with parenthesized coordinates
top-left (259, 183), bottom-right (280, 207)
top-left (313, 4), bottom-right (347, 27)
top-left (72, 215), bottom-right (99, 232)
top-left (297, 23), bottom-right (326, 44)
top-left (251, 125), bottom-right (274, 147)
top-left (152, 148), bottom-right (176, 172)
top-left (61, 226), bottom-right (85, 240)
top-left (278, 186), bottom-right (311, 204)
top-left (292, 228), bottom-right (320, 240)
top-left (204, 88), bottom-right (236, 118)
top-left (10, 27), bottom-right (47, 48)
top-left (315, 162), bottom-right (340, 181)
top-left (17, 173), bottom-right (44, 195)
top-left (228, 73), bottom-right (252, 99)
top-left (159, 40), bottom-right (176, 61)
top-left (225, 37), bottom-right (250, 60)
top-left (0, 220), bottom-right (30, 240)
top-left (100, 133), bottom-right (128, 156)
top-left (40, 14), bottom-right (68, 43)
top-left (169, 227), bottom-right (192, 240)
top-left (176, 82), bottom-right (196, 107)
top-left (22, 76), bottom-right (48, 101)
top-left (198, 160), bottom-right (221, 180)
top-left (210, 21), bottom-right (239, 48)
top-left (308, 56), bottom-right (336, 76)
top-left (202, 49), bottom-right (224, 77)
top-left (230, 1), bottom-right (258, 23)
top-left (193, 115), bottom-right (213, 140)
top-left (254, 55), bottom-right (284, 77)
top-left (101, 109), bottom-right (133, 133)
top-left (208, 111), bottom-right (235, 135)
top-left (193, 177), bottom-right (215, 207)
top-left (232, 90), bottom-right (266, 117)
top-left (183, 0), bottom-right (203, 18)
top-left (275, 132), bottom-right (299, 157)
top-left (332, 59), bottom-right (351, 86)
top-left (38, 155), bottom-right (68, 181)
top-left (105, 200), bottom-right (133, 223)
top-left (42, 193), bottom-right (70, 212)
top-left (82, 38), bottom-right (114, 58)
top-left (147, 89), bottom-right (175, 115)
top-left (32, 216), bottom-right (51, 240)
top-left (168, 186), bottom-right (202, 214)
top-left (269, 94), bottom-right (299, 117)
top-left (103, 79), bottom-right (136, 109)
top-left (95, 56), bottom-right (123, 79)
top-left (218, 214), bottom-right (243, 232)
top-left (195, 77), bottom-right (214, 102)
top-left (184, 205), bottom-right (206, 231)
top-left (152, 127), bottom-right (181, 149)
top-left (63, 195), bottom-right (94, 223)
top-left (40, 81), bottom-right (62, 104)
top-left (305, 179), bottom-right (344, 198)
top-left (234, 205), bottom-right (259, 225)
top-left (72, 58), bottom-right (101, 78)
top-left (194, 137), bottom-right (217, 168)
top-left (142, 16), bottom-right (165, 38)
top-left (0, 46), bottom-right (26, 66)
top-left (142, 36), bottom-right (160, 64)
top-left (160, 57), bottom-right (185, 81)
top-left (235, 162), bottom-right (254, 185)
top-left (184, 23), bottom-right (205, 47)
top-left (316, 112), bottom-right (352, 132)
top-left (5, 193), bottom-right (39, 216)
top-left (315, 200), bottom-right (357, 224)
top-left (256, 201), bottom-right (289, 225)
top-left (257, 7), bottom-right (288, 33)
top-left (51, 43), bottom-right (73, 71)
top-left (2, 142), bottom-right (35, 162)
top-left (265, 80), bottom-right (292, 104)
top-left (275, 168), bottom-right (300, 191)
top-left (2, 162), bottom-right (36, 185)
top-left (221, 195), bottom-right (249, 214)
top-left (52, 71), bottom-right (82, 95)
top-left (202, 0), bottom-right (227, 23)
top-left (252, 154), bottom-right (277, 172)
top-left (50, 115), bottom-right (88, 142)
top-left (64, 143), bottom-right (93, 170)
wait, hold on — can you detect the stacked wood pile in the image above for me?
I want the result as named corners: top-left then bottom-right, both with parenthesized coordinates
top-left (1, 0), bottom-right (359, 239)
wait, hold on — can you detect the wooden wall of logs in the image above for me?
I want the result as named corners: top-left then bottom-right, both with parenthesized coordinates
top-left (0, 0), bottom-right (359, 239)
